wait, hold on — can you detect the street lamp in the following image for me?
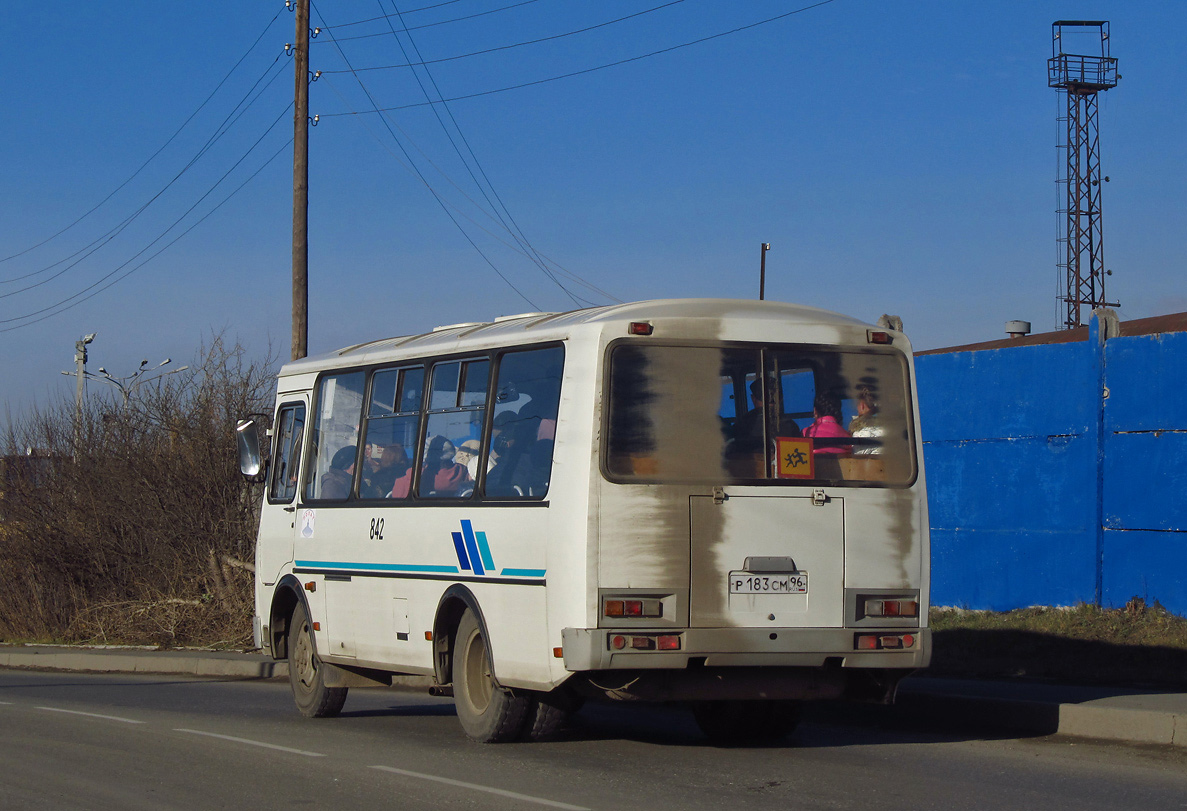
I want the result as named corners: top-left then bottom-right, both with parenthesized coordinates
top-left (62, 356), bottom-right (190, 410)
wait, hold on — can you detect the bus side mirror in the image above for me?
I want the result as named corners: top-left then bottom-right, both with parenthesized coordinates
top-left (236, 418), bottom-right (265, 482)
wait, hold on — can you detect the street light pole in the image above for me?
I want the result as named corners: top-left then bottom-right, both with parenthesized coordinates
top-left (759, 243), bottom-right (770, 301)
top-left (69, 333), bottom-right (96, 450)
top-left (63, 358), bottom-right (190, 414)
top-left (97, 359), bottom-right (191, 411)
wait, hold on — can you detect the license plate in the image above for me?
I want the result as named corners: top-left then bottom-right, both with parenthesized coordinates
top-left (728, 571), bottom-right (808, 594)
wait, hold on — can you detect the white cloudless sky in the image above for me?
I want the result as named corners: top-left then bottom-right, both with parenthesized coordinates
top-left (2, 1), bottom-right (1183, 415)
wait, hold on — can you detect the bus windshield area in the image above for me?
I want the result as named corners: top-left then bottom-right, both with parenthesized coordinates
top-left (606, 343), bottom-right (916, 486)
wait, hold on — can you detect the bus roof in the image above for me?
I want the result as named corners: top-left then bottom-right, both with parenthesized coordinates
top-left (279, 298), bottom-right (880, 378)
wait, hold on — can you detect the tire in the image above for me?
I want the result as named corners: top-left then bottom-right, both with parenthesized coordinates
top-left (288, 601), bottom-right (348, 718)
top-left (520, 690), bottom-right (584, 742)
top-left (453, 608), bottom-right (530, 742)
top-left (692, 699), bottom-right (802, 745)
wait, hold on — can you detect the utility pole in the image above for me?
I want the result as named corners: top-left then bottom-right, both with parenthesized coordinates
top-left (292, 0), bottom-right (310, 360)
top-left (70, 333), bottom-right (96, 451)
top-left (759, 243), bottom-right (770, 300)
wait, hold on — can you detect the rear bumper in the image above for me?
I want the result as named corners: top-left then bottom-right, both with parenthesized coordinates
top-left (561, 626), bottom-right (930, 671)
top-left (565, 664), bottom-right (906, 703)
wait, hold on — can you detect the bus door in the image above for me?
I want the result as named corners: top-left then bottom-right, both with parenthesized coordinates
top-left (258, 396), bottom-right (308, 587)
top-left (294, 370), bottom-right (368, 659)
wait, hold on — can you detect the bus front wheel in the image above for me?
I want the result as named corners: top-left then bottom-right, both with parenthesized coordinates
top-left (288, 602), bottom-right (348, 718)
top-left (453, 609), bottom-right (530, 742)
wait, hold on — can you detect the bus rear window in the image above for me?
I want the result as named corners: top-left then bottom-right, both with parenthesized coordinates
top-left (605, 344), bottom-right (916, 486)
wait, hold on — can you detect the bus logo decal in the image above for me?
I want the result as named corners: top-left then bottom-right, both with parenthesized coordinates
top-left (300, 510), bottom-right (316, 538)
top-left (451, 519), bottom-right (495, 576)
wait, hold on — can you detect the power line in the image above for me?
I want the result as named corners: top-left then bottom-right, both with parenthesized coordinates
top-left (311, 1), bottom-right (540, 310)
top-left (0, 106), bottom-right (293, 329)
top-left (375, 0), bottom-right (587, 306)
top-left (0, 137), bottom-right (293, 334)
top-left (319, 73), bottom-right (617, 303)
top-left (317, 0), bottom-right (543, 43)
top-left (321, 0), bottom-right (688, 74)
top-left (0, 54), bottom-right (290, 297)
top-left (317, 0), bottom-right (467, 30)
top-left (0, 8), bottom-right (285, 268)
top-left (324, 0), bottom-right (839, 116)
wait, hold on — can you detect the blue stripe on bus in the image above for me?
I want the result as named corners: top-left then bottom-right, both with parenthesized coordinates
top-left (295, 560), bottom-right (460, 574)
top-left (499, 568), bottom-right (546, 578)
top-left (460, 519), bottom-right (485, 576)
top-left (475, 531), bottom-right (495, 572)
top-left (451, 531), bottom-right (471, 571)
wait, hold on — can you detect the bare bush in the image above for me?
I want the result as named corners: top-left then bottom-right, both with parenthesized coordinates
top-left (0, 333), bottom-right (276, 647)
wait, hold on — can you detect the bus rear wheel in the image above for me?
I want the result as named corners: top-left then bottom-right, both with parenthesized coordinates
top-left (520, 689), bottom-right (584, 742)
top-left (692, 699), bottom-right (802, 745)
top-left (453, 609), bottom-right (530, 742)
top-left (288, 602), bottom-right (348, 718)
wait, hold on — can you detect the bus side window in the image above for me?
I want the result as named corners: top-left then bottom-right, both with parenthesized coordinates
top-left (304, 371), bottom-right (366, 501)
top-left (268, 403), bottom-right (305, 503)
top-left (484, 346), bottom-right (563, 498)
top-left (420, 360), bottom-right (489, 498)
top-left (362, 367), bottom-right (421, 500)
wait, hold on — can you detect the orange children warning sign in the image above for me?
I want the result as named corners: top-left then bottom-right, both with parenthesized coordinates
top-left (776, 436), bottom-right (814, 479)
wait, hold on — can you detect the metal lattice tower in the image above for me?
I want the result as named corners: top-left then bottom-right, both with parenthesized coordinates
top-left (1049, 21), bottom-right (1119, 329)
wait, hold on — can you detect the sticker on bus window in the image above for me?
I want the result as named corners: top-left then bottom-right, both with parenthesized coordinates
top-left (300, 509), bottom-right (316, 538)
top-left (776, 437), bottom-right (814, 479)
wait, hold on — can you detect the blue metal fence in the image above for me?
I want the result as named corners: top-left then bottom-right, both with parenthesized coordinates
top-left (916, 311), bottom-right (1187, 614)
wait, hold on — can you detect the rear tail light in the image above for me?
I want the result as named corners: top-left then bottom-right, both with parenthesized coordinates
top-left (608, 633), bottom-right (682, 651)
top-left (863, 598), bottom-right (919, 618)
top-left (603, 598), bottom-right (663, 619)
top-left (855, 633), bottom-right (916, 651)
top-left (867, 330), bottom-right (892, 344)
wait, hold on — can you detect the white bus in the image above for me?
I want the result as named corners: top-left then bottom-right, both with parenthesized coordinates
top-left (238, 298), bottom-right (930, 743)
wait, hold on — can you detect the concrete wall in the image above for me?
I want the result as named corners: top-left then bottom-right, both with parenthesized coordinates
top-left (916, 311), bottom-right (1186, 614)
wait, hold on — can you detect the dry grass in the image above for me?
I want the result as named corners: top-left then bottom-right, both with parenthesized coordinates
top-left (929, 600), bottom-right (1187, 689)
top-left (0, 334), bottom-right (272, 649)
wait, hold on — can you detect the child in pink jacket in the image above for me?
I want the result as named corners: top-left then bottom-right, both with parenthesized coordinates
top-left (803, 393), bottom-right (851, 455)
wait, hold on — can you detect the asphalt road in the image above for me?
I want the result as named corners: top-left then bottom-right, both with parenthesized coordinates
top-left (1, 670), bottom-right (1185, 811)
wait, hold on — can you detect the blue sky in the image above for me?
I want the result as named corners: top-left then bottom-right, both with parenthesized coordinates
top-left (2, 1), bottom-right (1184, 414)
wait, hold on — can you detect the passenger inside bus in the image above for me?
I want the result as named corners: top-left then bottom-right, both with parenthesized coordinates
top-left (453, 439), bottom-right (482, 478)
top-left (803, 393), bottom-right (851, 455)
top-left (735, 378), bottom-right (802, 448)
top-left (320, 444), bottom-right (356, 499)
top-left (485, 420), bottom-right (548, 497)
top-left (387, 436), bottom-right (473, 499)
top-left (847, 388), bottom-right (886, 456)
top-left (361, 444), bottom-right (409, 498)
top-left (421, 436), bottom-right (472, 496)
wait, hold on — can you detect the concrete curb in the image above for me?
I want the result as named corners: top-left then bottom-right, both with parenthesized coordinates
top-left (0, 648), bottom-right (288, 679)
top-left (897, 680), bottom-right (1186, 748)
top-left (0, 646), bottom-right (434, 689)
